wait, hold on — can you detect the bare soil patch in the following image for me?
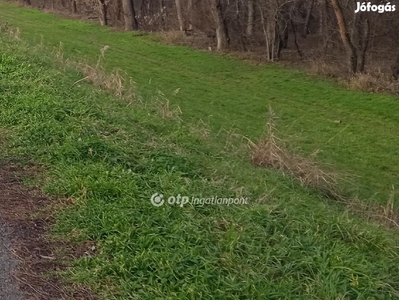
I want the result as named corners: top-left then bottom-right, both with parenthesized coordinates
top-left (0, 163), bottom-right (96, 300)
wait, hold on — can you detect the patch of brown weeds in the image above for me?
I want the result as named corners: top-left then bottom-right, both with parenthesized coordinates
top-left (158, 30), bottom-right (190, 46)
top-left (307, 58), bottom-right (345, 78)
top-left (47, 41), bottom-right (137, 102)
top-left (248, 107), bottom-right (341, 199)
top-left (154, 90), bottom-right (182, 120)
top-left (248, 108), bottom-right (399, 230)
top-left (219, 127), bottom-right (249, 157)
top-left (0, 23), bottom-right (21, 40)
top-left (189, 119), bottom-right (211, 140)
top-left (347, 72), bottom-right (399, 95)
top-left (72, 58), bottom-right (136, 102)
top-left (343, 186), bottom-right (399, 229)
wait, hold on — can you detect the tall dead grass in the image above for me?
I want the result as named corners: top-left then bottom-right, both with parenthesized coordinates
top-left (49, 41), bottom-right (138, 102)
top-left (0, 22), bottom-right (21, 40)
top-left (248, 107), bottom-right (342, 199)
top-left (249, 107), bottom-right (399, 229)
top-left (308, 58), bottom-right (345, 78)
top-left (158, 30), bottom-right (190, 46)
top-left (347, 73), bottom-right (399, 95)
top-left (344, 186), bottom-right (398, 229)
top-left (153, 90), bottom-right (182, 120)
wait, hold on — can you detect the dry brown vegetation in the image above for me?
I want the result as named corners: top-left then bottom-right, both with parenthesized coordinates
top-left (49, 42), bottom-right (138, 102)
top-left (249, 107), bottom-right (399, 229)
top-left (249, 107), bottom-right (342, 200)
top-left (154, 92), bottom-right (182, 120)
top-left (347, 72), bottom-right (399, 95)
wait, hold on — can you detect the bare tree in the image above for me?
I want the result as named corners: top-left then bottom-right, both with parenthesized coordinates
top-left (302, 0), bottom-right (314, 37)
top-left (98, 0), bottom-right (108, 26)
top-left (122, 0), bottom-right (139, 30)
top-left (187, 0), bottom-right (193, 32)
top-left (352, 14), bottom-right (370, 73)
top-left (330, 0), bottom-right (357, 73)
top-left (72, 0), bottom-right (77, 13)
top-left (211, 0), bottom-right (229, 51)
top-left (392, 53), bottom-right (399, 79)
top-left (246, 0), bottom-right (255, 37)
top-left (257, 0), bottom-right (290, 61)
top-left (175, 0), bottom-right (185, 32)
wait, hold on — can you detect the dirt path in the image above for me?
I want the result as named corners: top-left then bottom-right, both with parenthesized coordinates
top-left (0, 163), bottom-right (95, 300)
top-left (0, 223), bottom-right (25, 300)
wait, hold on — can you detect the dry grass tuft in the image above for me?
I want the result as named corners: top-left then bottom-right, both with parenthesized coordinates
top-left (189, 119), bottom-right (211, 140)
top-left (154, 90), bottom-right (182, 120)
top-left (307, 58), bottom-right (345, 78)
top-left (345, 186), bottom-right (399, 228)
top-left (2, 26), bottom-right (138, 104)
top-left (308, 57), bottom-right (399, 95)
top-left (347, 72), bottom-right (399, 95)
top-left (221, 127), bottom-right (249, 156)
top-left (249, 106), bottom-right (341, 199)
top-left (158, 30), bottom-right (190, 46)
top-left (249, 108), bottom-right (399, 229)
top-left (77, 63), bottom-right (124, 96)
top-left (72, 59), bottom-right (136, 101)
top-left (0, 23), bottom-right (21, 40)
top-left (47, 41), bottom-right (137, 101)
top-left (54, 42), bottom-right (64, 61)
top-left (12, 27), bottom-right (21, 40)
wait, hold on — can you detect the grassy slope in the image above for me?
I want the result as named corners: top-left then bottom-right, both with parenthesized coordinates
top-left (1, 2), bottom-right (399, 299)
top-left (0, 2), bottom-right (399, 204)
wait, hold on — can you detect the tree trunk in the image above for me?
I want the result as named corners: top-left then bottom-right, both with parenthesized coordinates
top-left (72, 0), bottom-right (77, 14)
top-left (122, 0), bottom-right (139, 31)
top-left (116, 0), bottom-right (123, 21)
top-left (319, 0), bottom-right (326, 34)
top-left (246, 0), bottom-right (254, 37)
top-left (291, 19), bottom-right (303, 58)
top-left (139, 0), bottom-right (146, 18)
top-left (331, 0), bottom-right (357, 73)
top-left (212, 0), bottom-right (229, 51)
top-left (159, 0), bottom-right (165, 30)
top-left (391, 53), bottom-right (399, 80)
top-left (175, 0), bottom-right (185, 32)
top-left (318, 0), bottom-right (329, 52)
top-left (235, 0), bottom-right (246, 51)
top-left (187, 0), bottom-right (193, 31)
top-left (257, 0), bottom-right (272, 60)
top-left (303, 0), bottom-right (315, 38)
top-left (357, 19), bottom-right (370, 73)
top-left (98, 0), bottom-right (108, 26)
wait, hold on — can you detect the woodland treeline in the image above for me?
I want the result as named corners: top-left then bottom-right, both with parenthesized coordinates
top-left (14, 0), bottom-right (399, 77)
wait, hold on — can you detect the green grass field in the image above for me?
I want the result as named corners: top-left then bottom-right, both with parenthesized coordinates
top-left (2, 2), bottom-right (399, 204)
top-left (1, 2), bottom-right (399, 299)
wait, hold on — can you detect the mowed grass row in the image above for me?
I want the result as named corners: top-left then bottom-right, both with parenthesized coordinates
top-left (0, 1), bottom-right (399, 205)
top-left (1, 21), bottom-right (399, 300)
